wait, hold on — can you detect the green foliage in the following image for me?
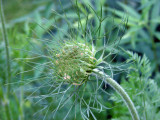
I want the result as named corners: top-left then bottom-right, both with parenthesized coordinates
top-left (107, 0), bottom-right (160, 72)
top-left (110, 51), bottom-right (160, 120)
top-left (0, 0), bottom-right (160, 120)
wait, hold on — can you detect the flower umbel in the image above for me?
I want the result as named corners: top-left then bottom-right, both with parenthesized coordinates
top-left (53, 42), bottom-right (97, 85)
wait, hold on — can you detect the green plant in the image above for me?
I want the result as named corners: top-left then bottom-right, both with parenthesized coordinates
top-left (107, 0), bottom-right (160, 73)
top-left (110, 51), bottom-right (160, 120)
top-left (50, 39), bottom-right (139, 120)
top-left (0, 0), bottom-right (13, 119)
top-left (1, 0), bottom-right (159, 120)
top-left (19, 1), bottom-right (141, 119)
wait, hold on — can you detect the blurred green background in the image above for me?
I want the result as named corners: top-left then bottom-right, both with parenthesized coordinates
top-left (0, 0), bottom-right (160, 120)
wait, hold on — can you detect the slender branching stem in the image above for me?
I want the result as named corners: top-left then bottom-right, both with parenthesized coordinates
top-left (94, 69), bottom-right (140, 120)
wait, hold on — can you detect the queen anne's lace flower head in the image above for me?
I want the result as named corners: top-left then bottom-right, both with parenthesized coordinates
top-left (53, 42), bottom-right (97, 85)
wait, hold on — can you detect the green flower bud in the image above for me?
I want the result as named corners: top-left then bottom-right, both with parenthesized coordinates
top-left (53, 42), bottom-right (97, 85)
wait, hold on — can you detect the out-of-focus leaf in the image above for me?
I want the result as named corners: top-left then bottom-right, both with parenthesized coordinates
top-left (112, 17), bottom-right (136, 27)
top-left (154, 32), bottom-right (160, 41)
top-left (141, 0), bottom-right (153, 22)
top-left (150, 0), bottom-right (160, 33)
top-left (151, 17), bottom-right (160, 23)
top-left (118, 2), bottom-right (140, 19)
top-left (73, 14), bottom-right (93, 28)
top-left (4, 6), bottom-right (45, 28)
top-left (139, 29), bottom-right (150, 41)
top-left (44, 2), bottom-right (54, 18)
top-left (138, 0), bottom-right (155, 11)
top-left (122, 27), bottom-right (140, 40)
top-left (106, 8), bottom-right (139, 23)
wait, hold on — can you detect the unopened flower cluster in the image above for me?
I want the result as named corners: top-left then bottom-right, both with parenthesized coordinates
top-left (53, 42), bottom-right (97, 85)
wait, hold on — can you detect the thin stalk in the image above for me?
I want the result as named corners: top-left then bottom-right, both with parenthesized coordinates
top-left (3, 98), bottom-right (12, 120)
top-left (0, 0), bottom-right (11, 95)
top-left (19, 65), bottom-right (24, 120)
top-left (94, 69), bottom-right (140, 120)
top-left (0, 85), bottom-right (12, 120)
top-left (0, 1), bottom-right (12, 120)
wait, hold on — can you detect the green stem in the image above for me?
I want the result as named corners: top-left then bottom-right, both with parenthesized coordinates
top-left (94, 69), bottom-right (140, 120)
top-left (19, 66), bottom-right (24, 120)
top-left (0, 85), bottom-right (12, 120)
top-left (0, 0), bottom-right (11, 95)
top-left (3, 98), bottom-right (12, 120)
top-left (0, 1), bottom-right (12, 120)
